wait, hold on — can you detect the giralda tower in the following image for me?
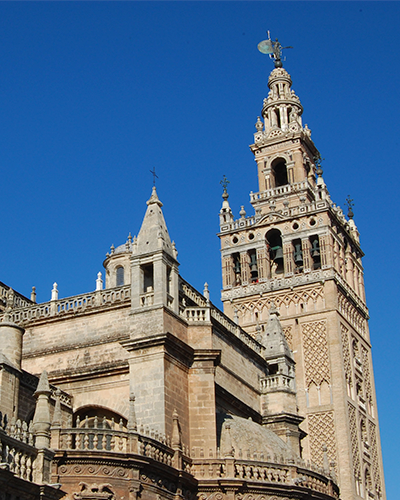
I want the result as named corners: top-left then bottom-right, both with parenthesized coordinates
top-left (218, 38), bottom-right (386, 500)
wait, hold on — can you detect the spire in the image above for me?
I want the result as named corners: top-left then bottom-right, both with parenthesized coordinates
top-left (135, 187), bottom-right (175, 258)
top-left (219, 175), bottom-right (233, 226)
top-left (261, 305), bottom-right (293, 362)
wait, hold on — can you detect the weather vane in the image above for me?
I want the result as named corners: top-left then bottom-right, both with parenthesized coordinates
top-left (257, 31), bottom-right (293, 68)
top-left (345, 195), bottom-right (354, 219)
top-left (220, 175), bottom-right (230, 200)
top-left (149, 166), bottom-right (158, 187)
top-left (220, 175), bottom-right (230, 192)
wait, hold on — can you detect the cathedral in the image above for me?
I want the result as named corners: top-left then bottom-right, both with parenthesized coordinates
top-left (0, 40), bottom-right (385, 500)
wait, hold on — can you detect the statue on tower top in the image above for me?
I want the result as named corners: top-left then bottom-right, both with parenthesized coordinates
top-left (257, 31), bottom-right (292, 68)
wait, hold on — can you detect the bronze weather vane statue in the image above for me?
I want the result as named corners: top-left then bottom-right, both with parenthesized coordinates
top-left (257, 31), bottom-right (292, 68)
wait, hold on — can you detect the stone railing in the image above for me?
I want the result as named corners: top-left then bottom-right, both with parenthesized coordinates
top-left (180, 280), bottom-right (208, 308)
top-left (210, 308), bottom-right (263, 355)
top-left (57, 421), bottom-right (191, 471)
top-left (140, 291), bottom-right (154, 307)
top-left (3, 285), bottom-right (131, 325)
top-left (250, 180), bottom-right (314, 203)
top-left (192, 457), bottom-right (338, 499)
top-left (183, 307), bottom-right (210, 323)
top-left (0, 414), bottom-right (37, 482)
top-left (260, 373), bottom-right (293, 392)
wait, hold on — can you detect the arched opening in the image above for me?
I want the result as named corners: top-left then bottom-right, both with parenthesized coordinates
top-left (266, 229), bottom-right (284, 275)
top-left (73, 406), bottom-right (128, 451)
top-left (271, 158), bottom-right (289, 187)
top-left (116, 266), bottom-right (125, 287)
top-left (232, 253), bottom-right (241, 286)
top-left (310, 235), bottom-right (321, 269)
top-left (248, 249), bottom-right (258, 283)
top-left (293, 238), bottom-right (303, 273)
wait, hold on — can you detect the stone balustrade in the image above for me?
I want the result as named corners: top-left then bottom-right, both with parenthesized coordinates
top-left (183, 307), bottom-right (210, 322)
top-left (250, 180), bottom-right (314, 202)
top-left (191, 457), bottom-right (338, 499)
top-left (57, 419), bottom-right (190, 471)
top-left (260, 373), bottom-right (293, 391)
top-left (2, 285), bottom-right (131, 325)
top-left (0, 414), bottom-right (37, 483)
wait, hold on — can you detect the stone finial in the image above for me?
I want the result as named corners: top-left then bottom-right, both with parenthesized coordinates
top-left (51, 283), bottom-right (58, 301)
top-left (203, 283), bottom-right (210, 302)
top-left (110, 244), bottom-right (115, 255)
top-left (172, 241), bottom-right (178, 259)
top-left (33, 371), bottom-right (51, 449)
top-left (239, 206), bottom-right (246, 219)
top-left (31, 286), bottom-right (37, 303)
top-left (51, 388), bottom-right (62, 429)
top-left (171, 409), bottom-right (182, 450)
top-left (255, 116), bottom-right (263, 132)
top-left (96, 272), bottom-right (103, 291)
top-left (223, 422), bottom-right (235, 458)
top-left (128, 393), bottom-right (137, 432)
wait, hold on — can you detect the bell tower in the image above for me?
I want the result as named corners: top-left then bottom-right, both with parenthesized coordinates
top-left (218, 37), bottom-right (385, 500)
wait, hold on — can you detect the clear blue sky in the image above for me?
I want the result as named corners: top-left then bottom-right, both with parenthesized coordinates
top-left (0, 2), bottom-right (398, 496)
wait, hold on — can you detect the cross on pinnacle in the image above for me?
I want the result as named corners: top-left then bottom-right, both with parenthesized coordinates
top-left (149, 167), bottom-right (158, 187)
top-left (345, 195), bottom-right (354, 219)
top-left (220, 175), bottom-right (230, 200)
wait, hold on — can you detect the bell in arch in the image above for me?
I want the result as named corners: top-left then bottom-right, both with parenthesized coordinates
top-left (311, 239), bottom-right (320, 257)
top-left (294, 243), bottom-right (303, 264)
top-left (272, 245), bottom-right (283, 262)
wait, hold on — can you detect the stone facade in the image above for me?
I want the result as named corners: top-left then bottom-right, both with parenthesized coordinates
top-left (0, 48), bottom-right (382, 500)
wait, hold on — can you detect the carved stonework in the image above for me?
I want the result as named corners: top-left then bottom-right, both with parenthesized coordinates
top-left (341, 324), bottom-right (352, 387)
top-left (283, 326), bottom-right (293, 350)
top-left (308, 411), bottom-right (337, 473)
top-left (347, 403), bottom-right (361, 479)
top-left (302, 320), bottom-right (330, 387)
top-left (73, 482), bottom-right (115, 500)
top-left (57, 464), bottom-right (128, 479)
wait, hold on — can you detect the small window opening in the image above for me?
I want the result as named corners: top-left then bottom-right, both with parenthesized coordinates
top-left (142, 263), bottom-right (154, 293)
top-left (166, 266), bottom-right (172, 295)
top-left (233, 253), bottom-right (241, 286)
top-left (249, 250), bottom-right (258, 283)
top-left (268, 363), bottom-right (279, 375)
top-left (293, 238), bottom-right (303, 273)
top-left (310, 235), bottom-right (321, 269)
top-left (266, 229), bottom-right (284, 275)
top-left (116, 266), bottom-right (124, 287)
top-left (271, 158), bottom-right (288, 187)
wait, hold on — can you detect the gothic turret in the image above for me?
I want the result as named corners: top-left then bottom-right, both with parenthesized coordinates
top-left (130, 187), bottom-right (179, 314)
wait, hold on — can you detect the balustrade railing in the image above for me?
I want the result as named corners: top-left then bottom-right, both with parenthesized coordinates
top-left (2, 285), bottom-right (131, 325)
top-left (260, 373), bottom-right (293, 391)
top-left (57, 421), bottom-right (188, 470)
top-left (0, 414), bottom-right (37, 483)
top-left (191, 458), bottom-right (337, 498)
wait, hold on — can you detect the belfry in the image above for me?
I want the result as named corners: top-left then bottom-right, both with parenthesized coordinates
top-left (218, 37), bottom-right (385, 500)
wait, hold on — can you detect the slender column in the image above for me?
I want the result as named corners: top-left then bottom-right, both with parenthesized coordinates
top-left (302, 238), bottom-right (312, 272)
top-left (240, 252), bottom-right (250, 285)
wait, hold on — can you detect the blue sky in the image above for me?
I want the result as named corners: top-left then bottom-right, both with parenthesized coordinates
top-left (0, 2), bottom-right (398, 496)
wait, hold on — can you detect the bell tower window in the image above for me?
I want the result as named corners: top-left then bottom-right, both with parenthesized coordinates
top-left (266, 229), bottom-right (284, 275)
top-left (249, 250), bottom-right (258, 283)
top-left (233, 253), bottom-right (241, 286)
top-left (310, 235), bottom-right (321, 269)
top-left (293, 238), bottom-right (303, 273)
top-left (271, 158), bottom-right (288, 187)
top-left (116, 266), bottom-right (124, 287)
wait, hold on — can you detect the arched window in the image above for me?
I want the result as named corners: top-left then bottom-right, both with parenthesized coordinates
top-left (266, 229), bottom-right (284, 275)
top-left (271, 158), bottom-right (289, 187)
top-left (116, 266), bottom-right (124, 287)
top-left (310, 235), bottom-right (321, 269)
